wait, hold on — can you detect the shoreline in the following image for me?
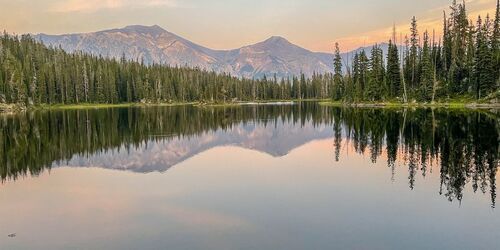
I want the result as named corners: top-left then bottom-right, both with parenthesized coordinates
top-left (318, 101), bottom-right (500, 109)
top-left (0, 99), bottom-right (323, 112)
top-left (1, 99), bottom-right (499, 113)
top-left (0, 102), bottom-right (196, 113)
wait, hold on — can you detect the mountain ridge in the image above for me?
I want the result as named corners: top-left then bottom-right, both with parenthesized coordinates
top-left (62, 120), bottom-right (334, 173)
top-left (36, 25), bottom-right (390, 79)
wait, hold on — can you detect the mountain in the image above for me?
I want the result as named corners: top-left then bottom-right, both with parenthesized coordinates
top-left (37, 25), bottom-right (229, 72)
top-left (61, 119), bottom-right (334, 173)
top-left (36, 25), bottom-right (391, 79)
top-left (220, 36), bottom-right (333, 78)
top-left (35, 25), bottom-right (333, 78)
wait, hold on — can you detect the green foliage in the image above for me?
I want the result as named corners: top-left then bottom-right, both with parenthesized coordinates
top-left (332, 43), bottom-right (343, 101)
top-left (409, 16), bottom-right (420, 90)
top-left (474, 16), bottom-right (496, 99)
top-left (493, 0), bottom-right (500, 87)
top-left (386, 40), bottom-right (402, 99)
top-left (419, 31), bottom-right (434, 101)
top-left (365, 44), bottom-right (385, 101)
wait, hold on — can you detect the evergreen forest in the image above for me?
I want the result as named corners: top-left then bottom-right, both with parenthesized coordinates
top-left (0, 0), bottom-right (499, 105)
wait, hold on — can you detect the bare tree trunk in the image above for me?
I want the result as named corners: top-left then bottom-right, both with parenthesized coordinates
top-left (400, 33), bottom-right (408, 103)
top-left (432, 30), bottom-right (438, 103)
top-left (83, 62), bottom-right (89, 102)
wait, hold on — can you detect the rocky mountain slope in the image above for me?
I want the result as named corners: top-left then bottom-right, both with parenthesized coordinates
top-left (36, 25), bottom-right (390, 79)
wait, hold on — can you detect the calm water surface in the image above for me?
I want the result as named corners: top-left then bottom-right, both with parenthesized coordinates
top-left (0, 103), bottom-right (499, 250)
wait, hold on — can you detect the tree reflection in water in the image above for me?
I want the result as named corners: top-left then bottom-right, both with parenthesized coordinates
top-left (0, 104), bottom-right (498, 207)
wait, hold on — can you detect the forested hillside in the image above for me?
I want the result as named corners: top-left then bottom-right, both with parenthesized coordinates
top-left (0, 0), bottom-right (499, 106)
top-left (36, 26), bottom-right (336, 79)
top-left (0, 34), bottom-right (336, 104)
top-left (0, 34), bottom-right (336, 105)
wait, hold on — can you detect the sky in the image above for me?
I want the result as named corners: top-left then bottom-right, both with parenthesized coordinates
top-left (0, 0), bottom-right (497, 52)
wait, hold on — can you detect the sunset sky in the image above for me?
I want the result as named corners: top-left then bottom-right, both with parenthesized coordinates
top-left (0, 0), bottom-right (497, 52)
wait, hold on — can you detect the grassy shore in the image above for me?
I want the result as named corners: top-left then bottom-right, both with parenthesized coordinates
top-left (0, 101), bottom-right (300, 112)
top-left (1, 98), bottom-right (499, 113)
top-left (35, 102), bottom-right (199, 110)
top-left (195, 99), bottom-right (327, 107)
top-left (0, 102), bottom-right (199, 113)
top-left (0, 103), bottom-right (24, 114)
top-left (319, 99), bottom-right (500, 109)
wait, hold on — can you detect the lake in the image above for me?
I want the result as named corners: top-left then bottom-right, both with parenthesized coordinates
top-left (0, 103), bottom-right (498, 250)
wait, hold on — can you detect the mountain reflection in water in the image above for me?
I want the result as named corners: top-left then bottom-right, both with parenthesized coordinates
top-left (0, 103), bottom-right (498, 207)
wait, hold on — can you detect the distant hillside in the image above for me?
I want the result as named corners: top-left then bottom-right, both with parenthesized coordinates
top-left (36, 25), bottom-right (392, 79)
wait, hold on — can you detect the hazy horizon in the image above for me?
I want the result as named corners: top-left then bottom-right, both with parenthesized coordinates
top-left (0, 0), bottom-right (497, 52)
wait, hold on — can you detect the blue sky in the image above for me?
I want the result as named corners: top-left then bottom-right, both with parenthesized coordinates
top-left (0, 0), bottom-right (496, 52)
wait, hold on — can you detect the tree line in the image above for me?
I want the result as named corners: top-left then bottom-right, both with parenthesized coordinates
top-left (0, 0), bottom-right (498, 105)
top-left (0, 34), bottom-right (335, 105)
top-left (333, 0), bottom-right (500, 102)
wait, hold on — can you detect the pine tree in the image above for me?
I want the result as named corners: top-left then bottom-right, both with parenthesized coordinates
top-left (409, 16), bottom-right (420, 90)
top-left (466, 20), bottom-right (476, 92)
top-left (366, 44), bottom-right (384, 101)
top-left (386, 40), bottom-right (402, 98)
top-left (442, 11), bottom-right (452, 89)
top-left (420, 31), bottom-right (433, 101)
top-left (357, 50), bottom-right (370, 101)
top-left (493, 0), bottom-right (500, 87)
top-left (474, 16), bottom-right (495, 99)
top-left (449, 1), bottom-right (470, 94)
top-left (352, 53), bottom-right (361, 101)
top-left (431, 33), bottom-right (441, 102)
top-left (300, 73), bottom-right (307, 99)
top-left (333, 42), bottom-right (343, 100)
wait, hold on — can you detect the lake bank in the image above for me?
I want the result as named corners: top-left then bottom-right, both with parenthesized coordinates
top-left (319, 100), bottom-right (500, 109)
top-left (1, 99), bottom-right (499, 113)
top-left (0, 100), bottom-right (321, 112)
top-left (0, 102), bottom-right (197, 113)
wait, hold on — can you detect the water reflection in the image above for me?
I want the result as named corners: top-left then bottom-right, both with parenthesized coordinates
top-left (0, 104), bottom-right (498, 207)
top-left (334, 108), bottom-right (499, 207)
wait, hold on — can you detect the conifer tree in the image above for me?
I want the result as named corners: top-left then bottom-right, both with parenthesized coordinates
top-left (420, 31), bottom-right (434, 101)
top-left (409, 16), bottom-right (420, 90)
top-left (442, 11), bottom-right (452, 82)
top-left (449, 1), bottom-right (470, 94)
top-left (466, 20), bottom-right (476, 90)
top-left (333, 43), bottom-right (343, 100)
top-left (474, 16), bottom-right (495, 99)
top-left (353, 51), bottom-right (369, 101)
top-left (366, 45), bottom-right (384, 101)
top-left (493, 0), bottom-right (500, 86)
top-left (386, 40), bottom-right (402, 98)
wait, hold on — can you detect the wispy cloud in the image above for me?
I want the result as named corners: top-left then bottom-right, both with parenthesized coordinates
top-left (51, 0), bottom-right (183, 13)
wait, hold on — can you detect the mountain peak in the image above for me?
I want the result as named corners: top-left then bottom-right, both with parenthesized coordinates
top-left (122, 25), bottom-right (166, 35)
top-left (264, 36), bottom-right (290, 44)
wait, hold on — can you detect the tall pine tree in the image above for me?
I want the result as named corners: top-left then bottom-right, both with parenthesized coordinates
top-left (386, 40), bottom-right (402, 98)
top-left (474, 16), bottom-right (495, 99)
top-left (420, 31), bottom-right (434, 101)
top-left (333, 42), bottom-right (344, 101)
